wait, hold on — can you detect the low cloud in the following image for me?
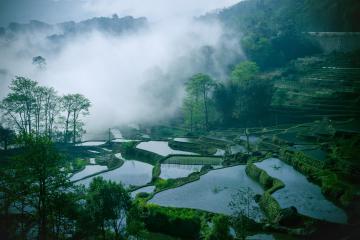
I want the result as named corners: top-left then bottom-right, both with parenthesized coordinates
top-left (82, 0), bottom-right (241, 21)
top-left (0, 1), bottom-right (243, 136)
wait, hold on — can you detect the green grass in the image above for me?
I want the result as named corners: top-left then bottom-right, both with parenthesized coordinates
top-left (164, 155), bottom-right (223, 165)
top-left (72, 158), bottom-right (88, 172)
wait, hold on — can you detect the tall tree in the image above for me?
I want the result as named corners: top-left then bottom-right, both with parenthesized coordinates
top-left (33, 86), bottom-right (47, 136)
top-left (61, 94), bottom-right (75, 143)
top-left (43, 87), bottom-right (60, 138)
top-left (229, 61), bottom-right (272, 124)
top-left (61, 94), bottom-right (90, 144)
top-left (70, 94), bottom-right (91, 144)
top-left (0, 76), bottom-right (37, 134)
top-left (185, 74), bottom-right (215, 131)
top-left (0, 135), bottom-right (73, 240)
top-left (32, 56), bottom-right (47, 69)
top-left (183, 95), bottom-right (196, 132)
top-left (82, 177), bottom-right (131, 239)
top-left (213, 83), bottom-right (237, 125)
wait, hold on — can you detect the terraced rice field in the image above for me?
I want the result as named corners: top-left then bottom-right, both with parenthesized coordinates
top-left (149, 165), bottom-right (264, 220)
top-left (163, 156), bottom-right (223, 165)
top-left (76, 141), bottom-right (106, 146)
top-left (70, 165), bottom-right (108, 181)
top-left (255, 158), bottom-right (347, 223)
top-left (76, 160), bottom-right (153, 188)
top-left (136, 141), bottom-right (197, 156)
top-left (160, 164), bottom-right (203, 179)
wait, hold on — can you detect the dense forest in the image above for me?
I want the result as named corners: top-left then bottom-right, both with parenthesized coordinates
top-left (1, 0), bottom-right (360, 239)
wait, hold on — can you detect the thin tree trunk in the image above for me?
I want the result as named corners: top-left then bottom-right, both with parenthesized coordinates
top-left (27, 102), bottom-right (32, 134)
top-left (64, 112), bottom-right (70, 143)
top-left (39, 178), bottom-right (47, 240)
top-left (73, 111), bottom-right (76, 144)
top-left (190, 106), bottom-right (193, 132)
top-left (203, 87), bottom-right (209, 131)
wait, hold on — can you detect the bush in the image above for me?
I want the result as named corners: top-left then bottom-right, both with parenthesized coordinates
top-left (259, 192), bottom-right (282, 222)
top-left (143, 205), bottom-right (201, 239)
top-left (205, 215), bottom-right (233, 240)
top-left (72, 158), bottom-right (87, 171)
top-left (245, 162), bottom-right (285, 222)
top-left (259, 171), bottom-right (272, 189)
top-left (152, 163), bottom-right (161, 181)
top-left (136, 192), bottom-right (150, 199)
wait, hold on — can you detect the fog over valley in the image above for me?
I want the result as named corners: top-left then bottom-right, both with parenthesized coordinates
top-left (0, 0), bottom-right (243, 134)
top-left (1, 1), bottom-right (359, 239)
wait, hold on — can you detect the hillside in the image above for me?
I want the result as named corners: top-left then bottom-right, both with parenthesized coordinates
top-left (271, 51), bottom-right (360, 123)
top-left (207, 0), bottom-right (360, 125)
top-left (0, 15), bottom-right (148, 42)
top-left (218, 0), bottom-right (360, 32)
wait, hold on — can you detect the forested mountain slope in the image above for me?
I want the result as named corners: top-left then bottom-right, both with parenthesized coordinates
top-left (0, 15), bottom-right (147, 42)
top-left (201, 0), bottom-right (360, 126)
top-left (218, 0), bottom-right (360, 32)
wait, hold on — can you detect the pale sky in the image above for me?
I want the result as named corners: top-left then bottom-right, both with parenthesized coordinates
top-left (0, 0), bottom-right (242, 26)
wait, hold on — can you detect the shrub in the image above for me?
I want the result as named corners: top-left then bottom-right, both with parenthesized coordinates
top-left (136, 192), bottom-right (150, 199)
top-left (259, 193), bottom-right (281, 222)
top-left (143, 205), bottom-right (201, 239)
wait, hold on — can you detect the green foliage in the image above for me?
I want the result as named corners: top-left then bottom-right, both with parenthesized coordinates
top-left (245, 162), bottom-right (284, 222)
top-left (216, 0), bottom-right (356, 69)
top-left (0, 77), bottom-right (38, 134)
top-left (164, 155), bottom-right (223, 165)
top-left (259, 171), bottom-right (273, 189)
top-left (327, 136), bottom-right (360, 180)
top-left (127, 215), bottom-right (149, 239)
top-left (136, 192), bottom-right (150, 199)
top-left (72, 158), bottom-right (88, 172)
top-left (0, 76), bottom-right (91, 143)
top-left (121, 142), bottom-right (161, 165)
top-left (0, 134), bottom-right (76, 239)
top-left (153, 169), bottom-right (207, 192)
top-left (259, 192), bottom-right (282, 222)
top-left (121, 141), bottom-right (138, 154)
top-left (280, 149), bottom-right (355, 207)
top-left (205, 215), bottom-right (233, 240)
top-left (213, 84), bottom-right (237, 125)
top-left (183, 73), bottom-right (216, 132)
top-left (96, 154), bottom-right (123, 169)
top-left (169, 139), bottom-right (216, 155)
top-left (241, 36), bottom-right (278, 69)
top-left (61, 93), bottom-right (91, 144)
top-left (152, 162), bottom-right (161, 180)
top-left (150, 125), bottom-right (188, 139)
top-left (154, 178), bottom-right (174, 190)
top-left (77, 177), bottom-right (131, 239)
top-left (232, 79), bottom-right (273, 121)
top-left (142, 205), bottom-right (202, 239)
top-left (213, 61), bottom-right (273, 126)
top-left (231, 61), bottom-right (259, 85)
top-left (246, 163), bottom-right (285, 194)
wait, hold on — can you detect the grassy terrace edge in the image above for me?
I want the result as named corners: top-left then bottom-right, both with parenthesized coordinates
top-left (245, 162), bottom-right (285, 222)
